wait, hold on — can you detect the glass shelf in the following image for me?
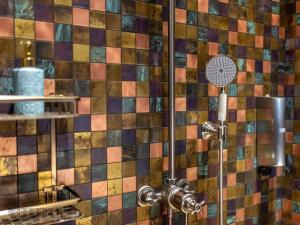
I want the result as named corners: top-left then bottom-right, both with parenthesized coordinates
top-left (0, 186), bottom-right (81, 225)
top-left (0, 95), bottom-right (79, 103)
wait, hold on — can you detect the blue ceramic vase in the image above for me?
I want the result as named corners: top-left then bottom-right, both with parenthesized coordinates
top-left (13, 67), bottom-right (44, 115)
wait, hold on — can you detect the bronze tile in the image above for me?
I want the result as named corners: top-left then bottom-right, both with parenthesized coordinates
top-left (107, 81), bottom-right (121, 96)
top-left (75, 166), bottom-right (91, 184)
top-left (91, 131), bottom-right (106, 148)
top-left (107, 114), bottom-right (122, 130)
top-left (106, 30), bottom-right (122, 47)
top-left (122, 48), bottom-right (136, 64)
top-left (106, 13), bottom-right (121, 30)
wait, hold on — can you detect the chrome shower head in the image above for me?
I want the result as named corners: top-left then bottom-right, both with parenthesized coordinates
top-left (205, 55), bottom-right (237, 87)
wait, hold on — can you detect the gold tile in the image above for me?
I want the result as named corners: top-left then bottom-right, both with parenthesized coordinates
top-left (137, 206), bottom-right (149, 221)
top-left (175, 23), bottom-right (186, 38)
top-left (122, 32), bottom-right (135, 48)
top-left (73, 44), bottom-right (89, 62)
top-left (75, 149), bottom-right (91, 167)
top-left (107, 163), bottom-right (122, 179)
top-left (17, 120), bottom-right (37, 135)
top-left (136, 1), bottom-right (148, 17)
top-left (76, 217), bottom-right (92, 225)
top-left (149, 171), bottom-right (162, 187)
top-left (0, 156), bottom-right (17, 176)
top-left (38, 171), bottom-right (52, 190)
top-left (54, 0), bottom-right (72, 5)
top-left (107, 81), bottom-right (121, 96)
top-left (90, 10), bottom-right (105, 28)
top-left (91, 131), bottom-right (106, 148)
top-left (175, 126), bottom-right (186, 140)
top-left (15, 19), bottom-right (34, 39)
top-left (77, 200), bottom-right (92, 217)
top-left (137, 82), bottom-right (149, 97)
top-left (122, 161), bottom-right (136, 177)
top-left (136, 128), bottom-right (149, 144)
top-left (75, 132), bottom-right (91, 150)
top-left (75, 167), bottom-right (90, 185)
top-left (108, 178), bottom-right (122, 195)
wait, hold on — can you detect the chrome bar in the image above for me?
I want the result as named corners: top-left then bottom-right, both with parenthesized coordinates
top-left (51, 119), bottom-right (56, 186)
top-left (219, 123), bottom-right (225, 225)
top-left (168, 0), bottom-right (175, 222)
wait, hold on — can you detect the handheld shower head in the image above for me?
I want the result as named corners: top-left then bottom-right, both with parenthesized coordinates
top-left (206, 55), bottom-right (237, 87)
top-left (206, 55), bottom-right (237, 122)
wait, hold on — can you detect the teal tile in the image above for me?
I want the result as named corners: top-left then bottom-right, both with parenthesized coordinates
top-left (254, 73), bottom-right (264, 84)
top-left (237, 58), bottom-right (245, 71)
top-left (236, 146), bottom-right (245, 160)
top-left (272, 3), bottom-right (280, 14)
top-left (150, 97), bottom-right (163, 112)
top-left (198, 27), bottom-right (208, 42)
top-left (55, 24), bottom-right (72, 42)
top-left (247, 21), bottom-right (255, 34)
top-left (123, 192), bottom-right (136, 208)
top-left (137, 144), bottom-right (149, 159)
top-left (198, 152), bottom-right (208, 165)
top-left (106, 0), bottom-right (120, 13)
top-left (219, 43), bottom-right (228, 55)
top-left (296, 14), bottom-right (300, 25)
top-left (244, 121), bottom-right (255, 133)
top-left (175, 52), bottom-right (186, 67)
top-left (237, 0), bottom-right (247, 6)
top-left (14, 0), bottom-right (34, 19)
top-left (208, 97), bottom-right (218, 111)
top-left (208, 0), bottom-right (218, 15)
top-left (107, 130), bottom-right (122, 147)
top-left (150, 35), bottom-right (163, 52)
top-left (263, 49), bottom-right (271, 61)
top-left (90, 46), bottom-right (105, 63)
top-left (92, 164), bottom-right (107, 181)
top-left (122, 98), bottom-right (135, 113)
top-left (36, 59), bottom-right (55, 79)
top-left (0, 77), bottom-right (14, 95)
top-left (228, 84), bottom-right (237, 96)
top-left (272, 27), bottom-right (279, 38)
top-left (187, 11), bottom-right (197, 25)
top-left (276, 199), bottom-right (282, 210)
top-left (198, 165), bottom-right (208, 177)
top-left (293, 201), bottom-right (300, 213)
top-left (207, 204), bottom-right (217, 218)
top-left (137, 66), bottom-right (149, 81)
top-left (92, 197), bottom-right (107, 215)
top-left (122, 15), bottom-right (136, 32)
top-left (227, 214), bottom-right (235, 224)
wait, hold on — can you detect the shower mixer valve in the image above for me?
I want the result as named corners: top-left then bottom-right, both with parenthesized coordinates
top-left (137, 179), bottom-right (205, 215)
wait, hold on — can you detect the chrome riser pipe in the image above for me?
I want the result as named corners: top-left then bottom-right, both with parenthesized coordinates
top-left (168, 0), bottom-right (175, 223)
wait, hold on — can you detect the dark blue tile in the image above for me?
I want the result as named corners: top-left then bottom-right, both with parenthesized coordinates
top-left (107, 97), bottom-right (122, 113)
top-left (17, 136), bottom-right (37, 155)
top-left (137, 159), bottom-right (149, 175)
top-left (92, 148), bottom-right (106, 165)
top-left (57, 151), bottom-right (74, 169)
top-left (34, 2), bottom-right (53, 22)
top-left (73, 0), bottom-right (89, 8)
top-left (74, 115), bottom-right (91, 132)
top-left (75, 183), bottom-right (91, 200)
top-left (122, 65), bottom-right (136, 81)
top-left (123, 208), bottom-right (136, 224)
top-left (137, 144), bottom-right (149, 159)
top-left (57, 133), bottom-right (74, 151)
top-left (37, 120), bottom-right (51, 134)
top-left (122, 145), bottom-right (136, 161)
top-left (55, 43), bottom-right (72, 61)
top-left (90, 28), bottom-right (105, 46)
top-left (122, 129), bottom-right (136, 145)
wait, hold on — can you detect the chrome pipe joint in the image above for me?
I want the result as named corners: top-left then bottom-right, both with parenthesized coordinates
top-left (201, 121), bottom-right (226, 141)
top-left (167, 180), bottom-right (204, 214)
top-left (137, 180), bottom-right (204, 215)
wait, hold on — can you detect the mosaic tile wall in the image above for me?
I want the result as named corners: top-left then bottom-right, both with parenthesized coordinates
top-left (0, 0), bottom-right (290, 224)
top-left (282, 0), bottom-right (300, 224)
